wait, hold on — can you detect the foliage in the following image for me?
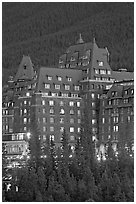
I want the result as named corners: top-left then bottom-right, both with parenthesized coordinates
top-left (2, 2), bottom-right (134, 85)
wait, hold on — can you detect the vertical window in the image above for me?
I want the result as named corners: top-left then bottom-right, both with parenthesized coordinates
top-left (42, 100), bottom-right (45, 105)
top-left (60, 118), bottom-right (64, 124)
top-left (24, 118), bottom-right (27, 124)
top-left (50, 135), bottom-right (55, 141)
top-left (70, 127), bottom-right (74, 133)
top-left (77, 101), bottom-right (80, 107)
top-left (92, 102), bottom-right (95, 107)
top-left (70, 109), bottom-right (74, 115)
top-left (92, 119), bottom-right (96, 124)
top-left (78, 119), bottom-right (81, 123)
top-left (60, 127), bottom-right (64, 133)
top-left (70, 118), bottom-right (74, 123)
top-left (43, 127), bottom-right (46, 132)
top-left (77, 110), bottom-right (80, 115)
top-left (43, 109), bottom-right (46, 114)
top-left (50, 108), bottom-right (54, 114)
top-left (69, 101), bottom-right (74, 106)
top-left (50, 126), bottom-right (54, 132)
top-left (107, 70), bottom-right (111, 75)
top-left (77, 127), bottom-right (81, 133)
top-left (60, 108), bottom-right (65, 114)
top-left (43, 118), bottom-right (46, 123)
top-left (49, 100), bottom-right (54, 106)
top-left (74, 86), bottom-right (79, 91)
top-left (102, 118), bottom-right (105, 124)
top-left (24, 109), bottom-right (27, 114)
top-left (24, 100), bottom-right (27, 105)
top-left (91, 93), bottom-right (95, 99)
top-left (50, 117), bottom-right (54, 123)
top-left (60, 101), bottom-right (64, 106)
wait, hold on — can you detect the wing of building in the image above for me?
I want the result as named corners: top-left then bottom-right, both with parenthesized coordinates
top-left (2, 34), bottom-right (134, 167)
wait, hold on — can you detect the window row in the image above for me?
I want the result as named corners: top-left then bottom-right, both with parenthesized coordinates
top-left (108, 98), bottom-right (132, 105)
top-left (94, 68), bottom-right (111, 75)
top-left (42, 108), bottom-right (81, 115)
top-left (43, 126), bottom-right (81, 133)
top-left (42, 100), bottom-right (80, 107)
top-left (2, 109), bottom-right (14, 115)
top-left (46, 75), bottom-right (72, 82)
top-left (41, 117), bottom-right (81, 124)
top-left (43, 134), bottom-right (76, 142)
top-left (42, 92), bottom-right (80, 98)
top-left (101, 115), bottom-right (132, 124)
top-left (44, 83), bottom-right (80, 91)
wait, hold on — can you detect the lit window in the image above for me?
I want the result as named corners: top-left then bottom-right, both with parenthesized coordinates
top-left (92, 119), bottom-right (96, 124)
top-left (24, 101), bottom-right (27, 105)
top-left (42, 100), bottom-right (45, 105)
top-left (102, 118), bottom-right (105, 124)
top-left (71, 93), bottom-right (79, 98)
top-left (91, 93), bottom-right (95, 99)
top-left (50, 108), bottom-right (54, 114)
top-left (60, 108), bottom-right (65, 114)
top-left (107, 70), bottom-right (111, 75)
top-left (47, 76), bottom-right (52, 81)
top-left (77, 110), bottom-right (81, 115)
top-left (2, 110), bottom-right (5, 115)
top-left (65, 85), bottom-right (70, 90)
top-left (43, 118), bottom-right (46, 123)
top-left (100, 70), bottom-right (106, 74)
top-left (24, 118), bottom-right (27, 124)
top-left (24, 109), bottom-right (27, 114)
top-left (62, 93), bottom-right (68, 97)
top-left (45, 84), bottom-right (50, 89)
top-left (67, 77), bottom-right (72, 82)
top-left (55, 84), bottom-right (60, 90)
top-left (108, 100), bottom-right (111, 105)
top-left (98, 61), bottom-right (104, 66)
top-left (77, 127), bottom-right (81, 133)
top-left (26, 92), bottom-right (30, 97)
top-left (95, 69), bottom-right (99, 74)
top-left (60, 127), bottom-right (64, 133)
top-left (50, 135), bottom-right (55, 141)
top-left (125, 90), bottom-right (128, 95)
top-left (127, 116), bottom-right (131, 122)
top-left (113, 125), bottom-right (118, 132)
top-left (57, 76), bottom-right (62, 81)
top-left (43, 135), bottom-right (46, 140)
top-left (70, 109), bottom-right (74, 115)
top-left (77, 102), bottom-right (80, 107)
top-left (24, 127), bottom-right (27, 131)
top-left (50, 117), bottom-right (54, 123)
top-left (131, 89), bottom-right (134, 94)
top-left (49, 100), bottom-right (54, 106)
top-left (43, 127), bottom-right (46, 132)
top-left (60, 101), bottom-right (64, 106)
top-left (50, 126), bottom-right (54, 132)
top-left (70, 127), bottom-right (74, 133)
top-left (70, 118), bottom-right (74, 123)
top-left (74, 86), bottom-right (79, 91)
top-left (69, 101), bottom-right (74, 106)
top-left (60, 118), bottom-right (64, 123)
top-left (70, 136), bottom-right (75, 141)
top-left (92, 102), bottom-right (95, 107)
top-left (78, 119), bottom-right (81, 123)
top-left (43, 109), bottom-right (46, 114)
top-left (52, 93), bottom-right (58, 97)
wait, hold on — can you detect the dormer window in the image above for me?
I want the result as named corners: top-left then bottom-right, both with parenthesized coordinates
top-left (74, 85), bottom-right (80, 91)
top-left (55, 84), bottom-right (60, 90)
top-left (107, 70), bottom-right (111, 75)
top-left (47, 76), bottom-right (52, 81)
top-left (24, 64), bottom-right (27, 69)
top-left (65, 85), bottom-right (70, 90)
top-left (57, 76), bottom-right (62, 81)
top-left (100, 70), bottom-right (106, 75)
top-left (98, 61), bottom-right (104, 66)
top-left (26, 92), bottom-right (30, 97)
top-left (70, 56), bottom-right (75, 62)
top-left (67, 77), bottom-right (72, 82)
top-left (45, 84), bottom-right (50, 89)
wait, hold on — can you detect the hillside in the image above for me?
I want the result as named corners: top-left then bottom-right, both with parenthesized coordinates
top-left (2, 2), bottom-right (134, 84)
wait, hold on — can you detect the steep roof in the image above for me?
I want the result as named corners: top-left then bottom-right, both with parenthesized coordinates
top-left (37, 67), bottom-right (82, 92)
top-left (112, 71), bottom-right (134, 82)
top-left (14, 55), bottom-right (35, 81)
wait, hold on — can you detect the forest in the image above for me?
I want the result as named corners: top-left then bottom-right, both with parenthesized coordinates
top-left (2, 2), bottom-right (134, 84)
top-left (2, 110), bottom-right (134, 202)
